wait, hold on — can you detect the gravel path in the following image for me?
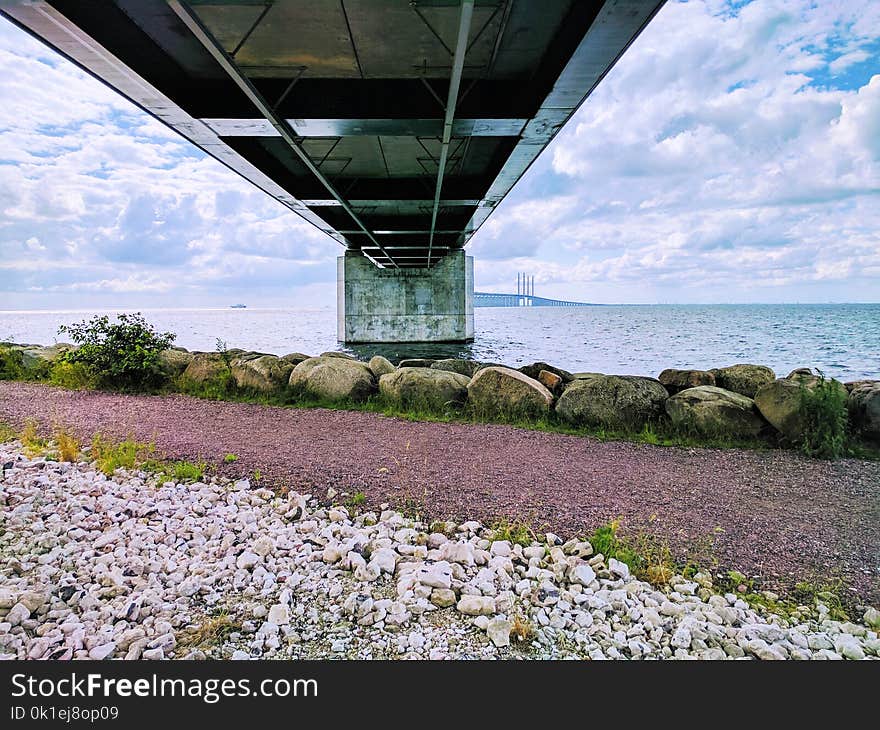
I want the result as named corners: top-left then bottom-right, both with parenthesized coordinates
top-left (1, 381), bottom-right (878, 603)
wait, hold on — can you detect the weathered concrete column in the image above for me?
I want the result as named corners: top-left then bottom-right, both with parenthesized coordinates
top-left (338, 250), bottom-right (474, 343)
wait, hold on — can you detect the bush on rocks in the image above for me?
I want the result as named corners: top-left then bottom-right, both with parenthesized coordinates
top-left (289, 356), bottom-right (376, 402)
top-left (556, 375), bottom-right (668, 431)
top-left (58, 313), bottom-right (175, 390)
top-left (710, 364), bottom-right (775, 398)
top-left (658, 368), bottom-right (716, 395)
top-left (665, 386), bottom-right (766, 438)
top-left (379, 367), bottom-right (470, 410)
top-left (231, 355), bottom-right (294, 393)
top-left (467, 366), bottom-right (553, 419)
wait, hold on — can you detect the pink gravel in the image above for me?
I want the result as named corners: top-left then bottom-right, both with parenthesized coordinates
top-left (1, 381), bottom-right (878, 603)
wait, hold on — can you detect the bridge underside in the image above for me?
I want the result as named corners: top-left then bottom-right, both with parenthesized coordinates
top-left (3, 0), bottom-right (663, 341)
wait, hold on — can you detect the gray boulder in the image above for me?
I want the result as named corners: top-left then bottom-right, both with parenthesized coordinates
top-left (665, 386), bottom-right (766, 438)
top-left (754, 375), bottom-right (848, 441)
top-left (556, 375), bottom-right (668, 430)
top-left (518, 362), bottom-right (573, 383)
top-left (848, 382), bottom-right (880, 441)
top-left (430, 359), bottom-right (482, 377)
top-left (289, 356), bottom-right (376, 401)
top-left (467, 366), bottom-right (553, 419)
top-left (399, 358), bottom-right (436, 368)
top-left (711, 364), bottom-right (775, 398)
top-left (182, 353), bottom-right (229, 383)
top-left (658, 368), bottom-right (716, 395)
top-left (379, 367), bottom-right (470, 410)
top-left (368, 355), bottom-right (396, 377)
top-left (159, 348), bottom-right (194, 377)
top-left (319, 351), bottom-right (355, 360)
top-left (281, 352), bottom-right (312, 365)
top-left (231, 355), bottom-right (294, 393)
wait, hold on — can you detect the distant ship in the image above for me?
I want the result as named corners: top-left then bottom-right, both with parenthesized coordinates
top-left (229, 304), bottom-right (247, 309)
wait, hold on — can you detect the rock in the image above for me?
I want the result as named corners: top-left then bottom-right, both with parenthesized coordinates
top-left (6, 603), bottom-right (30, 626)
top-left (182, 353), bottom-right (229, 383)
top-left (252, 535), bottom-right (275, 557)
top-left (288, 356), bottom-right (376, 402)
top-left (845, 379), bottom-right (877, 393)
top-left (848, 382), bottom-right (880, 441)
top-left (467, 366), bottom-right (553, 419)
top-left (88, 643), bottom-right (116, 660)
top-left (398, 359), bottom-right (435, 368)
top-left (569, 563), bottom-right (597, 587)
top-left (379, 367), bottom-right (470, 410)
top-left (665, 386), bottom-right (767, 438)
top-left (159, 348), bottom-right (194, 377)
top-left (320, 351), bottom-right (355, 359)
top-left (430, 589), bottom-right (457, 608)
top-left (0, 589), bottom-right (15, 609)
top-left (430, 359), bottom-right (482, 377)
top-left (518, 362), bottom-right (573, 383)
top-left (268, 604), bottom-right (290, 625)
top-left (833, 636), bottom-right (865, 660)
top-left (537, 370), bottom-right (563, 394)
top-left (281, 352), bottom-right (312, 365)
top-left (754, 376), bottom-right (847, 441)
top-left (787, 368), bottom-right (814, 379)
top-left (236, 551), bottom-right (260, 570)
top-left (555, 375), bottom-right (668, 430)
top-left (18, 591), bottom-right (47, 612)
top-left (456, 595), bottom-right (496, 616)
top-left (230, 650), bottom-right (251, 660)
top-left (368, 355), bottom-right (396, 377)
top-left (863, 607), bottom-right (880, 629)
top-left (658, 368), bottom-right (716, 395)
top-left (231, 355), bottom-right (293, 393)
top-left (487, 618), bottom-right (512, 648)
top-left (142, 648), bottom-right (165, 660)
top-left (710, 364), bottom-right (775, 398)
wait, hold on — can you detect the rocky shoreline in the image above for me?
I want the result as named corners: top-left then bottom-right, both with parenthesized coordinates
top-left (1, 440), bottom-right (878, 660)
top-left (3, 341), bottom-right (878, 446)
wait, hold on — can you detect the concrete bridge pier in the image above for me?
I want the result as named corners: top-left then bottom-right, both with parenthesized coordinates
top-left (338, 251), bottom-right (474, 343)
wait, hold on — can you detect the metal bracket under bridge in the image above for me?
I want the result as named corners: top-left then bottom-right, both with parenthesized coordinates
top-left (473, 292), bottom-right (596, 308)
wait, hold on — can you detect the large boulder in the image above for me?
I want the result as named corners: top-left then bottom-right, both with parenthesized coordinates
top-left (431, 359), bottom-right (482, 377)
top-left (467, 366), bottom-right (553, 419)
top-left (398, 358), bottom-right (436, 368)
top-left (710, 364), bottom-right (775, 398)
top-left (665, 386), bottom-right (766, 438)
top-left (231, 354), bottom-right (294, 393)
top-left (159, 348), bottom-right (194, 377)
top-left (289, 356), bottom-right (376, 401)
top-left (658, 368), bottom-right (716, 395)
top-left (182, 353), bottom-right (229, 383)
top-left (848, 382), bottom-right (880, 441)
top-left (555, 375), bottom-right (668, 430)
top-left (320, 351), bottom-right (355, 360)
top-left (368, 355), bottom-right (396, 377)
top-left (754, 375), bottom-right (848, 441)
top-left (379, 367), bottom-right (470, 410)
top-left (518, 362), bottom-right (573, 383)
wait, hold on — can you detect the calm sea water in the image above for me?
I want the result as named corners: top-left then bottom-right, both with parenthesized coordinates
top-left (1, 304), bottom-right (877, 380)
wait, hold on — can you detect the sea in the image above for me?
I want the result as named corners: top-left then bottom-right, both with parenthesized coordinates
top-left (1, 303), bottom-right (877, 380)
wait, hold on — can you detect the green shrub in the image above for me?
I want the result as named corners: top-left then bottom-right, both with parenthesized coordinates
top-left (799, 373), bottom-right (848, 459)
top-left (90, 433), bottom-right (155, 475)
top-left (50, 361), bottom-right (96, 389)
top-left (0, 346), bottom-right (27, 380)
top-left (58, 313), bottom-right (175, 391)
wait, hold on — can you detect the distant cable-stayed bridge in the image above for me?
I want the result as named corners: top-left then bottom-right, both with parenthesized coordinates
top-left (474, 272), bottom-right (597, 307)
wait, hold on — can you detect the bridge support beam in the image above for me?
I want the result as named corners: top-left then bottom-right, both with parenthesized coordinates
top-left (338, 251), bottom-right (474, 343)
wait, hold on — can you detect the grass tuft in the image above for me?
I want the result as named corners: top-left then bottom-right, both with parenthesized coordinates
top-left (177, 612), bottom-right (241, 650)
top-left (491, 519), bottom-right (536, 547)
top-left (90, 433), bottom-right (155, 476)
top-left (54, 425), bottom-right (80, 462)
top-left (20, 418), bottom-right (48, 457)
top-left (0, 420), bottom-right (17, 443)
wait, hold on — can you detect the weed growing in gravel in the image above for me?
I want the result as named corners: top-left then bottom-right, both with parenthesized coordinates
top-left (49, 361), bottom-right (96, 390)
top-left (177, 612), bottom-right (241, 650)
top-left (0, 421), bottom-right (16, 443)
top-left (20, 419), bottom-right (47, 457)
top-left (223, 453), bottom-right (238, 463)
top-left (160, 460), bottom-right (207, 483)
top-left (491, 519), bottom-right (536, 547)
top-left (589, 520), bottom-right (642, 571)
top-left (510, 612), bottom-right (536, 645)
top-left (346, 491), bottom-right (367, 510)
top-left (90, 434), bottom-right (155, 476)
top-left (53, 425), bottom-right (80, 462)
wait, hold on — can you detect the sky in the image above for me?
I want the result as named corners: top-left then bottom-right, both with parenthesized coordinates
top-left (1, 0), bottom-right (879, 309)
